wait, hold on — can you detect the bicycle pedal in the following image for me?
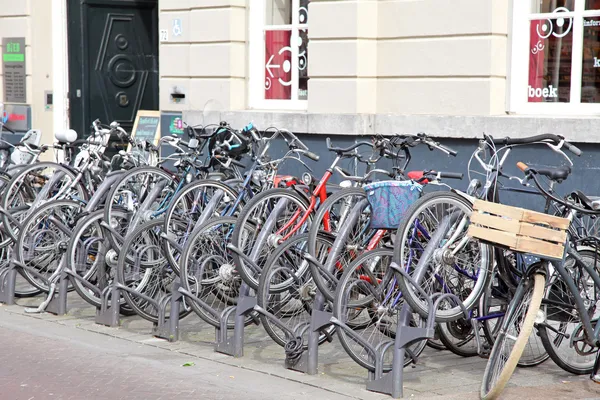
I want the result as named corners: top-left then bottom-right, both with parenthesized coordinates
top-left (322, 328), bottom-right (334, 343)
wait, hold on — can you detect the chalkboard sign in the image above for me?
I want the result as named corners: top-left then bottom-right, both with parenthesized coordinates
top-left (131, 110), bottom-right (160, 146)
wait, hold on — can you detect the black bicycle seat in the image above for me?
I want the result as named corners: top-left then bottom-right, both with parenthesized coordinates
top-left (571, 190), bottom-right (600, 211)
top-left (0, 144), bottom-right (11, 151)
top-left (535, 166), bottom-right (571, 182)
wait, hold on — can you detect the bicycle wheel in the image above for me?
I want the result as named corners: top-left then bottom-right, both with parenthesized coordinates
top-left (66, 208), bottom-right (130, 308)
top-left (307, 187), bottom-right (384, 302)
top-left (0, 173), bottom-right (17, 249)
top-left (257, 233), bottom-right (335, 348)
top-left (333, 248), bottom-right (427, 371)
top-left (438, 314), bottom-right (479, 357)
top-left (1, 162), bottom-right (85, 242)
top-left (15, 199), bottom-right (83, 292)
top-left (116, 218), bottom-right (191, 323)
top-left (480, 273), bottom-right (545, 399)
top-left (179, 216), bottom-right (255, 328)
top-left (162, 179), bottom-right (240, 274)
top-left (104, 166), bottom-right (175, 252)
top-left (538, 249), bottom-right (600, 374)
top-left (394, 191), bottom-right (492, 323)
top-left (230, 188), bottom-right (309, 290)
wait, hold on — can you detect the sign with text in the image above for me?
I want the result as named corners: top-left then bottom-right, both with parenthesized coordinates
top-left (0, 103), bottom-right (30, 134)
top-left (2, 37), bottom-right (26, 103)
top-left (131, 110), bottom-right (161, 146)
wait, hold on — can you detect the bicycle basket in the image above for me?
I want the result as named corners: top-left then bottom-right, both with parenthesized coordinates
top-left (364, 180), bottom-right (423, 230)
top-left (468, 199), bottom-right (569, 260)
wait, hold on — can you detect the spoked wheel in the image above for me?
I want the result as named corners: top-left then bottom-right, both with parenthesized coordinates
top-left (66, 208), bottom-right (133, 312)
top-left (116, 218), bottom-right (192, 323)
top-left (15, 199), bottom-right (84, 292)
top-left (307, 187), bottom-right (385, 302)
top-left (179, 216), bottom-right (256, 328)
top-left (479, 271), bottom-right (549, 367)
top-left (394, 191), bottom-right (492, 323)
top-left (256, 233), bottom-right (335, 348)
top-left (426, 333), bottom-right (447, 351)
top-left (480, 273), bottom-right (545, 400)
top-left (104, 166), bottom-right (176, 252)
top-left (538, 249), bottom-right (600, 374)
top-left (1, 162), bottom-right (86, 243)
top-left (0, 242), bottom-right (41, 297)
top-left (162, 179), bottom-right (240, 275)
top-left (333, 248), bottom-right (427, 371)
top-left (231, 188), bottom-right (310, 290)
top-left (438, 313), bottom-right (479, 357)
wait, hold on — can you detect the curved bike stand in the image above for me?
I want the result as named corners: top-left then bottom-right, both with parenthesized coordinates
top-left (94, 239), bottom-right (184, 342)
top-left (95, 276), bottom-right (183, 342)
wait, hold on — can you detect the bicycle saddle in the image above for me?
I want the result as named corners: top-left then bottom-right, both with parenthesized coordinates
top-left (571, 190), bottom-right (600, 211)
top-left (534, 165), bottom-right (571, 182)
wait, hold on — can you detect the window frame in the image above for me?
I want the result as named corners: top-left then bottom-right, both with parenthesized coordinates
top-left (509, 0), bottom-right (600, 115)
top-left (248, 0), bottom-right (309, 110)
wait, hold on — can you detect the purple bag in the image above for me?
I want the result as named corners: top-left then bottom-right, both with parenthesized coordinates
top-left (364, 180), bottom-right (423, 229)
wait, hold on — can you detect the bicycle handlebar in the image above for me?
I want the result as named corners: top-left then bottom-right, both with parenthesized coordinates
top-left (518, 161), bottom-right (599, 215)
top-left (326, 137), bottom-right (374, 154)
top-left (491, 134), bottom-right (581, 156)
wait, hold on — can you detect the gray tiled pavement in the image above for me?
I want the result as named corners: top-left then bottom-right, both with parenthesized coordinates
top-left (1, 294), bottom-right (600, 399)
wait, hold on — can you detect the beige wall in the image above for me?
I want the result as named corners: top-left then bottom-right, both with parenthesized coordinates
top-left (308, 0), bottom-right (509, 116)
top-left (159, 0), bottom-right (248, 114)
top-left (0, 0), bottom-right (54, 148)
top-left (162, 0), bottom-right (510, 117)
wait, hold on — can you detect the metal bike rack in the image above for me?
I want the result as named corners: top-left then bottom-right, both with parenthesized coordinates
top-left (96, 277), bottom-right (183, 341)
top-left (94, 241), bottom-right (184, 342)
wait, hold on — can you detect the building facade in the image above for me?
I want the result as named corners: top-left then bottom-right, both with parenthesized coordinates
top-left (1, 0), bottom-right (599, 145)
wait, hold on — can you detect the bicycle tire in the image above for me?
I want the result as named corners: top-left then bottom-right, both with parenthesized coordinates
top-left (333, 248), bottom-right (427, 372)
top-left (16, 199), bottom-right (83, 292)
top-left (480, 273), bottom-right (545, 399)
top-left (1, 162), bottom-right (85, 242)
top-left (438, 316), bottom-right (478, 357)
top-left (103, 166), bottom-right (175, 252)
top-left (394, 191), bottom-right (492, 323)
top-left (230, 188), bottom-right (309, 290)
top-left (67, 208), bottom-right (130, 308)
top-left (162, 179), bottom-right (240, 274)
top-left (307, 187), bottom-right (374, 302)
top-left (538, 249), bottom-right (599, 375)
top-left (116, 218), bottom-right (192, 323)
top-left (179, 216), bottom-right (255, 328)
top-left (257, 233), bottom-right (335, 348)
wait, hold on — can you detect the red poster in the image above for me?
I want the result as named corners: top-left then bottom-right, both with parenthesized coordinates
top-left (528, 21), bottom-right (545, 103)
top-left (265, 30), bottom-right (292, 100)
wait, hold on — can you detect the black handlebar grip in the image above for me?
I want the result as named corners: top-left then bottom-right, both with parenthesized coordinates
top-left (564, 141), bottom-right (582, 156)
top-left (439, 172), bottom-right (464, 180)
top-left (305, 151), bottom-right (320, 161)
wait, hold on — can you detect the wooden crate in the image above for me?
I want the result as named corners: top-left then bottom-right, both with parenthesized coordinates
top-left (467, 199), bottom-right (569, 260)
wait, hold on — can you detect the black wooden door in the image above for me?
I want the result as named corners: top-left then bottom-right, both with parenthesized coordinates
top-left (67, 0), bottom-right (158, 138)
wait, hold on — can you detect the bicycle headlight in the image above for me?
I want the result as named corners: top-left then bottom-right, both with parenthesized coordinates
top-left (302, 172), bottom-right (312, 186)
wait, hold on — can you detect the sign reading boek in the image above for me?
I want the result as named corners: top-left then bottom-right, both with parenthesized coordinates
top-left (2, 38), bottom-right (26, 103)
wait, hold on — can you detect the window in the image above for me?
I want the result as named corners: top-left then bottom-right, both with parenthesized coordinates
top-left (249, 0), bottom-right (309, 110)
top-left (510, 0), bottom-right (600, 114)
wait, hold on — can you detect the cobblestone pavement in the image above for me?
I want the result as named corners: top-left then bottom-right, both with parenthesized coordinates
top-left (1, 294), bottom-right (600, 399)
